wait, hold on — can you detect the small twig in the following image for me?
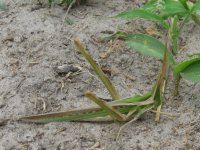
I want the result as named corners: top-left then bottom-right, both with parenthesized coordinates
top-left (116, 117), bottom-right (138, 141)
top-left (149, 110), bottom-right (179, 118)
top-left (63, 0), bottom-right (76, 22)
top-left (54, 127), bottom-right (67, 134)
top-left (60, 80), bottom-right (65, 92)
top-left (42, 98), bottom-right (47, 112)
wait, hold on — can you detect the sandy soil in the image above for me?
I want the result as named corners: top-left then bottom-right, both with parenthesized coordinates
top-left (0, 0), bottom-right (200, 149)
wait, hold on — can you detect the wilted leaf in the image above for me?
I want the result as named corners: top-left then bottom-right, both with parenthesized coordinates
top-left (145, 27), bottom-right (160, 36)
top-left (74, 38), bottom-right (120, 100)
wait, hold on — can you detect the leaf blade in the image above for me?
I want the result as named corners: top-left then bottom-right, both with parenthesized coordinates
top-left (143, 0), bottom-right (187, 18)
top-left (125, 34), bottom-right (175, 65)
top-left (174, 57), bottom-right (200, 82)
top-left (116, 9), bottom-right (168, 29)
top-left (19, 93), bottom-right (152, 123)
top-left (74, 38), bottom-right (120, 100)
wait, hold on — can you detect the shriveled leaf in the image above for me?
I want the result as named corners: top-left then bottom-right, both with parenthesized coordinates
top-left (20, 92), bottom-right (152, 123)
top-left (174, 56), bottom-right (200, 82)
top-left (125, 34), bottom-right (175, 65)
top-left (85, 91), bottom-right (125, 121)
top-left (100, 31), bottom-right (128, 42)
top-left (74, 38), bottom-right (120, 100)
top-left (116, 9), bottom-right (168, 29)
top-left (145, 27), bottom-right (160, 36)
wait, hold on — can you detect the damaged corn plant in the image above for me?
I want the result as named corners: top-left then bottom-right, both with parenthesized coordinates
top-left (20, 0), bottom-right (200, 131)
top-left (20, 38), bottom-right (155, 123)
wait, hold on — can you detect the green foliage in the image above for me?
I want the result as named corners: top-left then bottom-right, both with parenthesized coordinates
top-left (117, 0), bottom-right (200, 83)
top-left (0, 0), bottom-right (5, 10)
top-left (142, 0), bottom-right (187, 18)
top-left (174, 57), bottom-right (200, 82)
top-left (116, 9), bottom-right (169, 28)
top-left (191, 14), bottom-right (200, 26)
top-left (192, 0), bottom-right (200, 11)
top-left (125, 34), bottom-right (174, 65)
top-left (180, 61), bottom-right (200, 82)
top-left (116, 0), bottom-right (200, 118)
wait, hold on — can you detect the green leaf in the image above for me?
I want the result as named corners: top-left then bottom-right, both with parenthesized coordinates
top-left (0, 0), bottom-right (5, 10)
top-left (180, 61), bottom-right (200, 82)
top-left (174, 57), bottom-right (200, 82)
top-left (188, 53), bottom-right (200, 57)
top-left (191, 13), bottom-right (200, 26)
top-left (171, 16), bottom-right (179, 54)
top-left (143, 0), bottom-right (187, 19)
top-left (159, 0), bottom-right (187, 18)
top-left (192, 0), bottom-right (200, 12)
top-left (116, 9), bottom-right (169, 29)
top-left (20, 92), bottom-right (153, 123)
top-left (125, 34), bottom-right (175, 65)
top-left (142, 0), bottom-right (158, 11)
top-left (179, 0), bottom-right (189, 10)
top-left (174, 57), bottom-right (200, 74)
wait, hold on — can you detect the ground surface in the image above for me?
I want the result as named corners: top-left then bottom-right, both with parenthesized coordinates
top-left (0, 0), bottom-right (200, 150)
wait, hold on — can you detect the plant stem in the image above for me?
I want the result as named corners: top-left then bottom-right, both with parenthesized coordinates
top-left (154, 25), bottom-right (172, 121)
top-left (173, 74), bottom-right (181, 96)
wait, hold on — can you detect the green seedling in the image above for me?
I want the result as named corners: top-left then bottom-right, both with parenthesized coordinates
top-left (116, 0), bottom-right (200, 53)
top-left (115, 0), bottom-right (200, 95)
